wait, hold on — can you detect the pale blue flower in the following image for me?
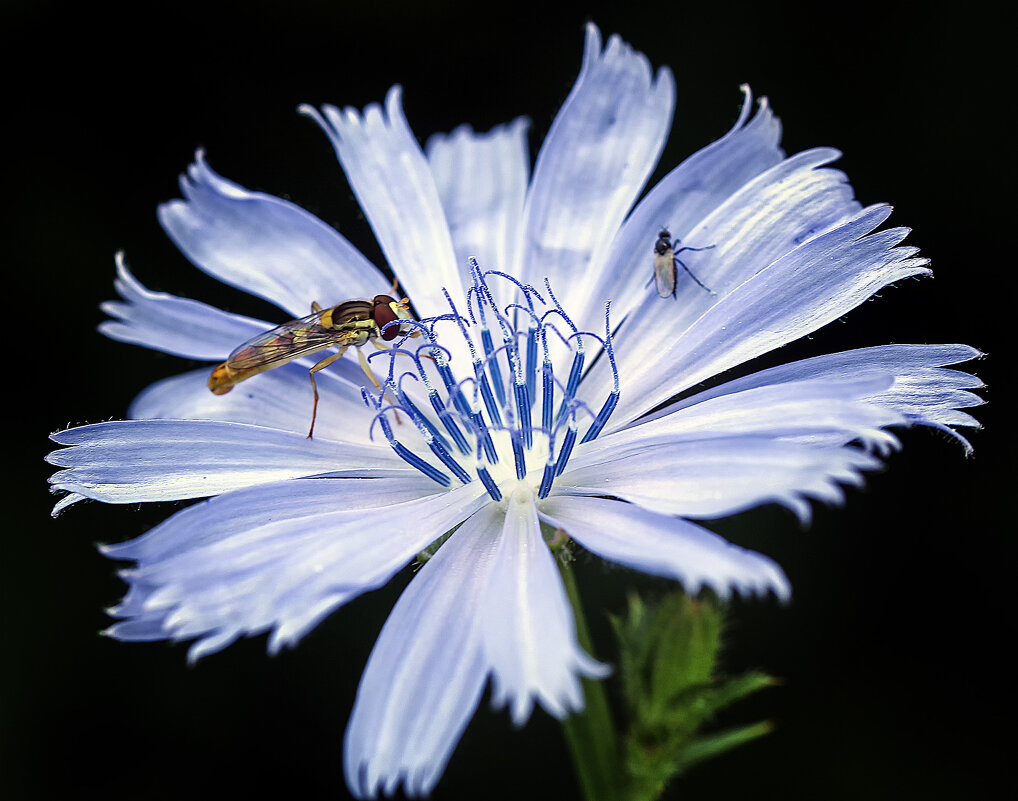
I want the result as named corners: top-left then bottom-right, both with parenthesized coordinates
top-left (47, 24), bottom-right (982, 798)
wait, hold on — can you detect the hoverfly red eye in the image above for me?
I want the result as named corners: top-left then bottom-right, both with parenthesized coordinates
top-left (373, 297), bottom-right (400, 341)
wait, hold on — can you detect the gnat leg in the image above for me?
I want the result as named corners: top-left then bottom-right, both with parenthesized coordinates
top-left (306, 346), bottom-right (347, 439)
top-left (673, 257), bottom-right (714, 294)
top-left (673, 246), bottom-right (716, 295)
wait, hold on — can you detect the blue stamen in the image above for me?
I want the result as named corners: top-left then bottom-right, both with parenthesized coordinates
top-left (441, 287), bottom-right (483, 369)
top-left (556, 350), bottom-right (584, 425)
top-left (525, 324), bottom-right (538, 408)
top-left (543, 278), bottom-right (576, 332)
top-left (511, 429), bottom-right (527, 479)
top-left (479, 327), bottom-right (507, 407)
top-left (427, 438), bottom-right (472, 484)
top-left (580, 392), bottom-right (618, 443)
top-left (537, 427), bottom-right (558, 499)
top-left (436, 361), bottom-right (474, 419)
top-left (428, 390), bottom-right (470, 454)
top-left (476, 465), bottom-right (503, 501)
top-left (393, 379), bottom-right (453, 455)
top-left (467, 263), bottom-right (508, 410)
top-left (513, 379), bottom-right (532, 450)
top-left (580, 302), bottom-right (620, 443)
top-left (356, 270), bottom-right (622, 503)
top-left (554, 416), bottom-right (579, 477)
top-left (538, 462), bottom-right (557, 499)
top-left (474, 412), bottom-right (499, 464)
top-left (501, 302), bottom-right (542, 410)
top-left (392, 341), bottom-right (472, 457)
top-left (540, 284), bottom-right (589, 429)
top-left (391, 442), bottom-right (452, 486)
top-left (447, 373), bottom-right (500, 466)
top-left (483, 270), bottom-right (546, 308)
top-left (368, 407), bottom-right (452, 487)
top-left (476, 362), bottom-right (504, 427)
top-left (472, 263), bottom-right (524, 412)
top-left (541, 359), bottom-right (555, 434)
top-left (603, 301), bottom-right (620, 394)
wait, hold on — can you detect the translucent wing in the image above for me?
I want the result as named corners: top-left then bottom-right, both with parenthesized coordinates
top-left (225, 302), bottom-right (373, 370)
top-left (653, 251), bottom-right (675, 298)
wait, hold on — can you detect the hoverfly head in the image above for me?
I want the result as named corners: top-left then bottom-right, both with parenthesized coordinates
top-left (373, 294), bottom-right (418, 341)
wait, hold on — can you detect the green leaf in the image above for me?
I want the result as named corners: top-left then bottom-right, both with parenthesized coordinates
top-left (674, 721), bottom-right (775, 773)
top-left (612, 590), bottom-right (777, 801)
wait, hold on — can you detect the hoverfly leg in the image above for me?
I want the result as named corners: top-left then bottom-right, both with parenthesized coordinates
top-left (306, 347), bottom-right (348, 439)
top-left (358, 346), bottom-right (385, 392)
top-left (311, 301), bottom-right (324, 313)
top-left (358, 347), bottom-right (403, 424)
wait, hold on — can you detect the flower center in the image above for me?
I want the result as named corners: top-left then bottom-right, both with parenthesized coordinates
top-left (363, 261), bottom-right (620, 501)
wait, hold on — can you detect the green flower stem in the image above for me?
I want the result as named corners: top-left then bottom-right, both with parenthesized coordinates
top-left (557, 556), bottom-right (625, 801)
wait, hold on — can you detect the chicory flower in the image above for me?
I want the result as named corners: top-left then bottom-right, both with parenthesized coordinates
top-left (47, 23), bottom-right (982, 798)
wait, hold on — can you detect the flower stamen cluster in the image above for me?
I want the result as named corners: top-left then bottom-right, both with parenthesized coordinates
top-left (365, 262), bottom-right (620, 503)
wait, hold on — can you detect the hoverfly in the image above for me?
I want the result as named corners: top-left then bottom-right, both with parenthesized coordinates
top-left (652, 228), bottom-right (714, 298)
top-left (209, 293), bottom-right (417, 438)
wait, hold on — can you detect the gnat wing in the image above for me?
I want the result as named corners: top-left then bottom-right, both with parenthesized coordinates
top-left (653, 252), bottom-right (675, 298)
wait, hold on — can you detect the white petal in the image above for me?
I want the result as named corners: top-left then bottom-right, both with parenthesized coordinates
top-left (582, 147), bottom-right (863, 406)
top-left (600, 204), bottom-right (929, 427)
top-left (104, 480), bottom-right (488, 664)
top-left (517, 23), bottom-right (674, 323)
top-left (559, 437), bottom-right (880, 524)
top-left (538, 495), bottom-right (790, 600)
top-left (158, 151), bottom-right (388, 317)
top-left (426, 119), bottom-right (530, 312)
top-left (344, 503), bottom-right (503, 799)
top-left (102, 474), bottom-right (443, 563)
top-left (47, 420), bottom-right (411, 503)
top-left (301, 88), bottom-right (465, 322)
top-left (643, 343), bottom-right (985, 451)
top-left (584, 86), bottom-right (785, 330)
top-left (128, 364), bottom-right (383, 444)
top-left (480, 483), bottom-right (608, 725)
top-left (50, 491), bottom-right (86, 517)
top-left (582, 374), bottom-right (905, 457)
top-left (99, 252), bottom-right (269, 359)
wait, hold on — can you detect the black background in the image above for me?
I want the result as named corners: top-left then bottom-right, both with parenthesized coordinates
top-left (6, 1), bottom-right (1012, 799)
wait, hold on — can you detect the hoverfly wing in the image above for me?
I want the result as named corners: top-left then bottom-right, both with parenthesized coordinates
top-left (225, 307), bottom-right (362, 370)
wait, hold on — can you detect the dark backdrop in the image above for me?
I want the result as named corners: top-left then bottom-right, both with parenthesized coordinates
top-left (6, 1), bottom-right (1011, 799)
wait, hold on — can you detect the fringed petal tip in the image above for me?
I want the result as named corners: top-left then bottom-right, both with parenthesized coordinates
top-left (49, 490), bottom-right (85, 517)
top-left (490, 649), bottom-right (611, 728)
top-left (425, 116), bottom-right (532, 157)
top-left (695, 572), bottom-right (793, 604)
top-left (908, 417), bottom-right (979, 456)
top-left (657, 533), bottom-right (792, 603)
top-left (853, 428), bottom-right (902, 458)
top-left (346, 762), bottom-right (441, 801)
top-left (777, 450), bottom-right (878, 527)
top-left (299, 84), bottom-right (405, 141)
